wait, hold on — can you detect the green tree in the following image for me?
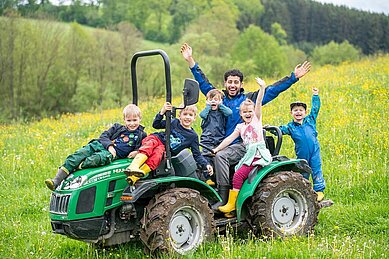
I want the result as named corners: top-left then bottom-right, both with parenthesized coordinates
top-left (232, 25), bottom-right (288, 78)
top-left (100, 0), bottom-right (129, 25)
top-left (143, 0), bottom-right (172, 42)
top-left (271, 22), bottom-right (287, 45)
top-left (281, 45), bottom-right (307, 70)
top-left (167, 0), bottom-right (209, 43)
top-left (183, 0), bottom-right (239, 56)
top-left (232, 0), bottom-right (264, 30)
top-left (311, 40), bottom-right (360, 66)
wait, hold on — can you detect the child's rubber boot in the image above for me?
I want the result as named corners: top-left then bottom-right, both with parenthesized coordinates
top-left (218, 189), bottom-right (239, 213)
top-left (126, 163), bottom-right (151, 186)
top-left (124, 153), bottom-right (148, 177)
top-left (206, 179), bottom-right (215, 186)
top-left (316, 191), bottom-right (324, 202)
top-left (45, 168), bottom-right (68, 191)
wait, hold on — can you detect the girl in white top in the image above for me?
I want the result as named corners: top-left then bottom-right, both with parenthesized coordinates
top-left (213, 77), bottom-right (272, 215)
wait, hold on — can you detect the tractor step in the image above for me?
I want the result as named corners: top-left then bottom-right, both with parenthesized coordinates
top-left (215, 217), bottom-right (239, 227)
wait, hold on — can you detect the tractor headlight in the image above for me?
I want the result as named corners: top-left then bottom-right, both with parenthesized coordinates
top-left (63, 175), bottom-right (87, 190)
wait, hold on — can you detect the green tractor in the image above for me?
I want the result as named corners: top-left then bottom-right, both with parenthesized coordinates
top-left (48, 50), bottom-right (332, 255)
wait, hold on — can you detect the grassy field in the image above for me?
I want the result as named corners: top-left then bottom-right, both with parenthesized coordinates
top-left (0, 56), bottom-right (388, 258)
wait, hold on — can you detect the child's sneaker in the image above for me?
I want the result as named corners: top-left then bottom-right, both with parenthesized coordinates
top-left (45, 179), bottom-right (56, 191)
top-left (206, 179), bottom-right (215, 186)
top-left (316, 191), bottom-right (324, 201)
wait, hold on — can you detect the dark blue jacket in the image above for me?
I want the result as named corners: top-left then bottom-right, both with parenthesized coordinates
top-left (152, 113), bottom-right (209, 169)
top-left (190, 63), bottom-right (299, 141)
top-left (199, 104), bottom-right (232, 148)
top-left (98, 123), bottom-right (147, 158)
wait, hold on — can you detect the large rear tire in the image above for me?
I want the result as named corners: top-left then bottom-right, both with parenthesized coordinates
top-left (140, 188), bottom-right (215, 255)
top-left (249, 171), bottom-right (319, 237)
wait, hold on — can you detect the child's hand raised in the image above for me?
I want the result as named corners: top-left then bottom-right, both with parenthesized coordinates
top-left (313, 87), bottom-right (319, 95)
top-left (255, 77), bottom-right (266, 88)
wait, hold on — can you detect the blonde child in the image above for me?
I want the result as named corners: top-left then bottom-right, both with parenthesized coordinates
top-left (213, 78), bottom-right (272, 215)
top-left (45, 104), bottom-right (146, 191)
top-left (125, 102), bottom-right (213, 185)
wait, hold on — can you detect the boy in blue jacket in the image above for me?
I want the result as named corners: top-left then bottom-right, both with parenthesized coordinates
top-left (199, 89), bottom-right (232, 185)
top-left (280, 87), bottom-right (326, 201)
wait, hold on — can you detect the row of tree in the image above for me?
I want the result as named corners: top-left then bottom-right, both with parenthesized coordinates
top-left (0, 0), bottom-right (384, 122)
top-left (0, 14), bottom-right (143, 121)
top-left (259, 0), bottom-right (389, 55)
top-left (1, 0), bottom-right (388, 55)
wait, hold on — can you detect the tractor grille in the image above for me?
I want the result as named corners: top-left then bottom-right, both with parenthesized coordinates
top-left (50, 192), bottom-right (71, 214)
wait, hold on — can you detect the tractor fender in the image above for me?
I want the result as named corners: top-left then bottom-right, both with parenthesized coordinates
top-left (236, 158), bottom-right (311, 221)
top-left (121, 176), bottom-right (221, 204)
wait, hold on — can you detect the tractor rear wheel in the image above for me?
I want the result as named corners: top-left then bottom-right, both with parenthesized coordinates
top-left (249, 171), bottom-right (319, 238)
top-left (140, 188), bottom-right (215, 255)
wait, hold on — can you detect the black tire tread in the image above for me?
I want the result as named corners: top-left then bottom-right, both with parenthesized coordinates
top-left (140, 187), bottom-right (215, 255)
top-left (249, 171), bottom-right (319, 237)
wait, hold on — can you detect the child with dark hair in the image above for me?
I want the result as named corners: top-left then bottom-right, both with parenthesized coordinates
top-left (199, 89), bottom-right (232, 185)
top-left (280, 87), bottom-right (326, 201)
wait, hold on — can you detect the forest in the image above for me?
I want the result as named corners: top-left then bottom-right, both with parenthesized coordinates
top-left (0, 0), bottom-right (388, 122)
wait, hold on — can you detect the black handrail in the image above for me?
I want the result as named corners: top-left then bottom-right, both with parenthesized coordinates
top-left (263, 125), bottom-right (283, 156)
top-left (130, 49), bottom-right (172, 162)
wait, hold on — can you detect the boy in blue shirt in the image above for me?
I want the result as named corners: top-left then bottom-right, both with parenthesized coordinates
top-left (280, 87), bottom-right (326, 201)
top-left (199, 89), bottom-right (232, 185)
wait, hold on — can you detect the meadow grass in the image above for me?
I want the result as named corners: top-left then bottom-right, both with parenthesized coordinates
top-left (0, 56), bottom-right (388, 258)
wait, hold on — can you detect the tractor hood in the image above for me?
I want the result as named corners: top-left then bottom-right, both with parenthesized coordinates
top-left (49, 159), bottom-right (131, 221)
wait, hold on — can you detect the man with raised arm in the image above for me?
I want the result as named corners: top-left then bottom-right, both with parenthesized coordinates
top-left (180, 43), bottom-right (311, 209)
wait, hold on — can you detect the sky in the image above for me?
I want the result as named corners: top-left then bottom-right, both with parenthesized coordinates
top-left (312, 0), bottom-right (389, 14)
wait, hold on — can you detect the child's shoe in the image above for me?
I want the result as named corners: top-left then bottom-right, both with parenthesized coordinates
top-left (45, 168), bottom-right (68, 191)
top-left (124, 153), bottom-right (148, 177)
top-left (126, 163), bottom-right (152, 186)
top-left (218, 189), bottom-right (239, 213)
top-left (206, 179), bottom-right (215, 186)
top-left (316, 191), bottom-right (324, 202)
top-left (126, 175), bottom-right (140, 186)
top-left (45, 179), bottom-right (56, 191)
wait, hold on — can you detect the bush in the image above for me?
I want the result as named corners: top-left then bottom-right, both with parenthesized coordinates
top-left (311, 40), bottom-right (361, 65)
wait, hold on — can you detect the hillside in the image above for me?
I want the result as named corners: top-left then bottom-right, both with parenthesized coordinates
top-left (1, 0), bottom-right (388, 122)
top-left (0, 56), bottom-right (388, 258)
top-left (2, 0), bottom-right (388, 54)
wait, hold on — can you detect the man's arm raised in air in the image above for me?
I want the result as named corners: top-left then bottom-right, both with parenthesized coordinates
top-left (248, 61), bottom-right (312, 105)
top-left (181, 43), bottom-right (214, 96)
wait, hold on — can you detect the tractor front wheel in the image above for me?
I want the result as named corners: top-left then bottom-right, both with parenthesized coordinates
top-left (249, 171), bottom-right (319, 238)
top-left (140, 188), bottom-right (215, 255)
